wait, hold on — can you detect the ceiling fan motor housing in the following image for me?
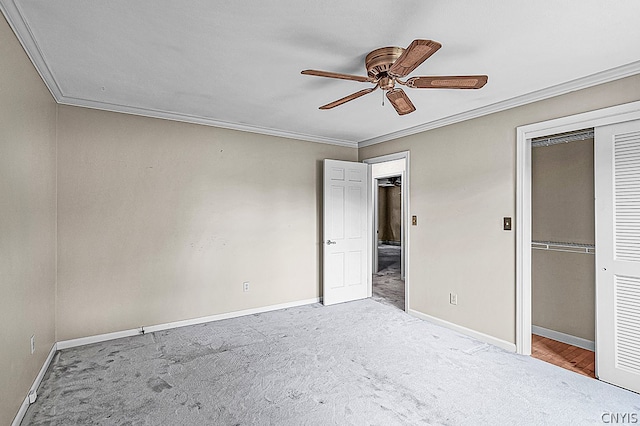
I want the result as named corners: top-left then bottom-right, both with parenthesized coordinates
top-left (365, 47), bottom-right (405, 79)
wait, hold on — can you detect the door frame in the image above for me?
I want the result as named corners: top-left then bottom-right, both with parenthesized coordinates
top-left (363, 151), bottom-right (410, 311)
top-left (515, 100), bottom-right (640, 355)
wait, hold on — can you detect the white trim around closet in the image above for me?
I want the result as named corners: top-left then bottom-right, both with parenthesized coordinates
top-left (515, 99), bottom-right (640, 355)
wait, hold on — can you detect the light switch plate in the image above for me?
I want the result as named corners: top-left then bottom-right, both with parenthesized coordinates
top-left (449, 293), bottom-right (458, 305)
top-left (503, 217), bottom-right (512, 231)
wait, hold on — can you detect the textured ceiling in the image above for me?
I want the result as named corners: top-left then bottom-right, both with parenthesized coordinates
top-left (2, 0), bottom-right (640, 147)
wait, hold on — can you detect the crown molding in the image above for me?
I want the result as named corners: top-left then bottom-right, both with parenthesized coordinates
top-left (358, 60), bottom-right (640, 148)
top-left (57, 95), bottom-right (359, 148)
top-left (1, 0), bottom-right (64, 99)
top-left (1, 1), bottom-right (357, 148)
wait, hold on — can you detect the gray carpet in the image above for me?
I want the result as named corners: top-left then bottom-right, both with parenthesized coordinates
top-left (372, 244), bottom-right (404, 310)
top-left (22, 299), bottom-right (639, 425)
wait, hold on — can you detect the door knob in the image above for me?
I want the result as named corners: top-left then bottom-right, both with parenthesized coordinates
top-left (326, 240), bottom-right (336, 245)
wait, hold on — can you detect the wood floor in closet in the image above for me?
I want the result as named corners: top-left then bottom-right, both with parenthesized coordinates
top-left (531, 334), bottom-right (595, 379)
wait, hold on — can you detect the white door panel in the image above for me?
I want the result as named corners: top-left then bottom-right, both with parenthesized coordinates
top-left (595, 120), bottom-right (640, 393)
top-left (323, 159), bottom-right (368, 305)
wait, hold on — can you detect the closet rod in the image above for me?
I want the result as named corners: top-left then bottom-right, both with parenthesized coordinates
top-left (532, 240), bottom-right (595, 255)
top-left (531, 129), bottom-right (594, 148)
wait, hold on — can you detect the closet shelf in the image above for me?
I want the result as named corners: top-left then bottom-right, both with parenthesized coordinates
top-left (531, 129), bottom-right (594, 148)
top-left (532, 240), bottom-right (595, 255)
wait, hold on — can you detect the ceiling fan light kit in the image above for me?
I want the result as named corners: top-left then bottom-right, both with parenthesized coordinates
top-left (302, 39), bottom-right (488, 116)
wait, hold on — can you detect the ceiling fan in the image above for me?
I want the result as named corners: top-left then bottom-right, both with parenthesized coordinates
top-left (301, 39), bottom-right (488, 115)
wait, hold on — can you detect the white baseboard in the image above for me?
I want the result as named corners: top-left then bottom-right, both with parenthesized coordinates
top-left (532, 325), bottom-right (595, 351)
top-left (57, 328), bottom-right (140, 350)
top-left (143, 298), bottom-right (320, 334)
top-left (408, 309), bottom-right (517, 353)
top-left (12, 343), bottom-right (57, 426)
top-left (57, 297), bottom-right (321, 350)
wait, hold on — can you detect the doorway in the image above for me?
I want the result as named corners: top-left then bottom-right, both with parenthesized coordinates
top-left (363, 151), bottom-right (410, 312)
top-left (373, 175), bottom-right (404, 310)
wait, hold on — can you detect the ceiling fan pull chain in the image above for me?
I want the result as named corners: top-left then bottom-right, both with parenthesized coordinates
top-left (382, 90), bottom-right (385, 107)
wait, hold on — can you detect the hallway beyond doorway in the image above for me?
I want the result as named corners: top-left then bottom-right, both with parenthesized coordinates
top-left (372, 244), bottom-right (404, 310)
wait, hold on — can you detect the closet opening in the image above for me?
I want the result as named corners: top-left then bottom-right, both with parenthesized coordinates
top-left (530, 129), bottom-right (596, 378)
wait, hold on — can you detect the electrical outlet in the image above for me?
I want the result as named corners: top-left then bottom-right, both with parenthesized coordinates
top-left (243, 281), bottom-right (250, 292)
top-left (449, 293), bottom-right (458, 305)
top-left (30, 335), bottom-right (35, 354)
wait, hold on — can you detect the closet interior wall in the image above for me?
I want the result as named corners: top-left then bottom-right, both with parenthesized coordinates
top-left (531, 134), bottom-right (595, 343)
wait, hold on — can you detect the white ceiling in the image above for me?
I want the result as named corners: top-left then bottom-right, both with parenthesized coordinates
top-left (3, 0), bottom-right (640, 147)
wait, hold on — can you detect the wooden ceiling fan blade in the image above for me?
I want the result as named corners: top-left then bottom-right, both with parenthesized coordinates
top-left (388, 39), bottom-right (442, 78)
top-left (319, 86), bottom-right (378, 110)
top-left (406, 75), bottom-right (488, 89)
top-left (301, 69), bottom-right (370, 83)
top-left (386, 89), bottom-right (416, 115)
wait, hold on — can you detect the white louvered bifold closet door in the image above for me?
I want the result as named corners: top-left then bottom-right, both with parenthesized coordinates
top-left (595, 120), bottom-right (640, 393)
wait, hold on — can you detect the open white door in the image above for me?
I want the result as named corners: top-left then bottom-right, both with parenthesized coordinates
top-left (595, 120), bottom-right (640, 393)
top-left (323, 159), bottom-right (369, 306)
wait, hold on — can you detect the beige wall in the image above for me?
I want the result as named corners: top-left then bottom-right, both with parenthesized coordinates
top-left (0, 14), bottom-right (57, 425)
top-left (531, 139), bottom-right (595, 341)
top-left (378, 186), bottom-right (388, 243)
top-left (56, 105), bottom-right (356, 340)
top-left (360, 74), bottom-right (640, 344)
top-left (378, 185), bottom-right (401, 243)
